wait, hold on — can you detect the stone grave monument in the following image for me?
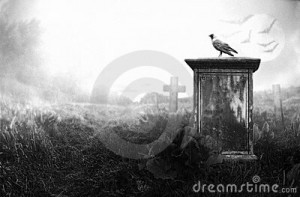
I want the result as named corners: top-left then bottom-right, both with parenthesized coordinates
top-left (185, 58), bottom-right (260, 160)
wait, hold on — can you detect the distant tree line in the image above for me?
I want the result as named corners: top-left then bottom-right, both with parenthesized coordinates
top-left (0, 2), bottom-right (89, 104)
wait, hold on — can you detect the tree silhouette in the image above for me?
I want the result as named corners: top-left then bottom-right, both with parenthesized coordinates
top-left (0, 0), bottom-right (46, 88)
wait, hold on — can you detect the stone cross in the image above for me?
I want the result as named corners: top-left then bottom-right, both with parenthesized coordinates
top-left (163, 77), bottom-right (186, 112)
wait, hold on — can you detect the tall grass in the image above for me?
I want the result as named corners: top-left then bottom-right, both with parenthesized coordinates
top-left (0, 99), bottom-right (300, 196)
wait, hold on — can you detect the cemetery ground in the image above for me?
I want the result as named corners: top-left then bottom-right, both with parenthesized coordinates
top-left (1, 97), bottom-right (300, 197)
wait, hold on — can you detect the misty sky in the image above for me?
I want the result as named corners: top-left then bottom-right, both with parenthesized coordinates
top-left (4, 0), bottom-right (300, 101)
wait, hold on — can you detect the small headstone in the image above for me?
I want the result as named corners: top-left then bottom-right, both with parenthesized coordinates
top-left (273, 84), bottom-right (281, 114)
top-left (272, 84), bottom-right (285, 127)
top-left (163, 77), bottom-right (186, 112)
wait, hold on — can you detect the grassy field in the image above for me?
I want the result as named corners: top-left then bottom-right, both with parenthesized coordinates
top-left (1, 98), bottom-right (300, 197)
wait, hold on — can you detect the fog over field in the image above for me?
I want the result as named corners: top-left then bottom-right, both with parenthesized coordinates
top-left (1, 1), bottom-right (300, 196)
top-left (0, 0), bottom-right (300, 103)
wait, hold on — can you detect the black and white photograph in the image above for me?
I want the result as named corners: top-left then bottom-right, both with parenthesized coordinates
top-left (0, 0), bottom-right (300, 196)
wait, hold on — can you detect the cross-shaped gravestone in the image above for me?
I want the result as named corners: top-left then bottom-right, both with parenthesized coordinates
top-left (163, 76), bottom-right (186, 112)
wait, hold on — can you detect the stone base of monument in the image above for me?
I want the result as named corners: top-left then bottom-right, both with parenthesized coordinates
top-left (185, 57), bottom-right (261, 161)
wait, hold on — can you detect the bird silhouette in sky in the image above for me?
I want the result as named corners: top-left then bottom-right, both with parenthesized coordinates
top-left (220, 14), bottom-right (253, 25)
top-left (257, 40), bottom-right (276, 47)
top-left (240, 30), bottom-right (252, 44)
top-left (209, 34), bottom-right (238, 57)
top-left (223, 30), bottom-right (242, 39)
top-left (258, 19), bottom-right (277, 33)
top-left (263, 43), bottom-right (279, 53)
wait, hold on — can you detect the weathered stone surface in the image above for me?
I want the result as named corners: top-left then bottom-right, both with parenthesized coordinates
top-left (185, 57), bottom-right (260, 72)
top-left (185, 57), bottom-right (260, 159)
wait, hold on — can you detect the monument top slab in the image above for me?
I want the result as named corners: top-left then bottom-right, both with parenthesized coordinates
top-left (185, 57), bottom-right (260, 72)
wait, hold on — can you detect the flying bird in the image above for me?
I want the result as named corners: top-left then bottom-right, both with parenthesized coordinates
top-left (257, 40), bottom-right (276, 47)
top-left (263, 43), bottom-right (279, 53)
top-left (240, 30), bottom-right (252, 44)
top-left (220, 15), bottom-right (253, 25)
top-left (223, 30), bottom-right (242, 39)
top-left (258, 19), bottom-right (277, 34)
top-left (209, 34), bottom-right (238, 57)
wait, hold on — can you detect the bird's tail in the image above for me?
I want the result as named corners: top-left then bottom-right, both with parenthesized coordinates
top-left (224, 45), bottom-right (238, 54)
top-left (229, 47), bottom-right (238, 54)
top-left (227, 52), bottom-right (234, 56)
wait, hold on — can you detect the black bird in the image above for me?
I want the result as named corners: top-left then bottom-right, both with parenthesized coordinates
top-left (258, 19), bottom-right (277, 33)
top-left (209, 34), bottom-right (238, 57)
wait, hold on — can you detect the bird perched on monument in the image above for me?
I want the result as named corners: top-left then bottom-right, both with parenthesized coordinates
top-left (209, 34), bottom-right (238, 57)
